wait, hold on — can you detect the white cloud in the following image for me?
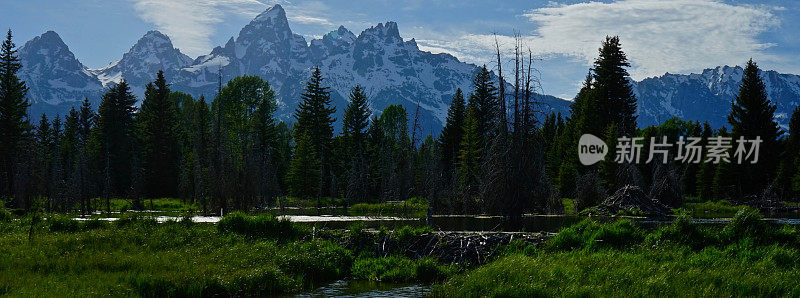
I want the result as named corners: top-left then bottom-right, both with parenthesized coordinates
top-left (284, 1), bottom-right (333, 26)
top-left (129, 0), bottom-right (269, 57)
top-left (289, 15), bottom-right (333, 26)
top-left (419, 0), bottom-right (781, 80)
top-left (130, 0), bottom-right (334, 56)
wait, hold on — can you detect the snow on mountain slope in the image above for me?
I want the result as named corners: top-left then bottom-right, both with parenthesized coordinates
top-left (90, 30), bottom-right (193, 97)
top-left (18, 4), bottom-right (572, 134)
top-left (633, 65), bottom-right (800, 130)
top-left (18, 31), bottom-right (103, 106)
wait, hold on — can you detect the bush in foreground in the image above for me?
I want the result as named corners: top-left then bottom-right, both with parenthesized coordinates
top-left (351, 256), bottom-right (455, 283)
top-left (437, 209), bottom-right (800, 297)
top-left (217, 212), bottom-right (309, 240)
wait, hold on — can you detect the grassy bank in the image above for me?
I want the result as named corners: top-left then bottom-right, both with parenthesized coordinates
top-left (681, 200), bottom-right (748, 218)
top-left (0, 212), bottom-right (452, 296)
top-left (436, 208), bottom-right (800, 296)
top-left (349, 198), bottom-right (428, 218)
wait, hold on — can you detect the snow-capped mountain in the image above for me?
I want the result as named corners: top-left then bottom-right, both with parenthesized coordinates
top-left (633, 65), bottom-right (800, 130)
top-left (19, 4), bottom-right (569, 134)
top-left (18, 31), bottom-right (103, 107)
top-left (92, 30), bottom-right (193, 93)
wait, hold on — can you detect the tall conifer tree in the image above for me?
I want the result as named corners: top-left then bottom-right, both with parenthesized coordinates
top-left (293, 67), bottom-right (335, 197)
top-left (139, 71), bottom-right (180, 198)
top-left (438, 88), bottom-right (466, 178)
top-left (342, 85), bottom-right (371, 201)
top-left (727, 59), bottom-right (781, 197)
top-left (0, 29), bottom-right (30, 206)
top-left (593, 36), bottom-right (637, 135)
top-left (95, 80), bottom-right (137, 204)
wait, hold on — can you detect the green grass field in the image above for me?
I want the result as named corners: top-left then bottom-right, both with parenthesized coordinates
top-left (436, 208), bottom-right (800, 296)
top-left (0, 213), bottom-right (451, 297)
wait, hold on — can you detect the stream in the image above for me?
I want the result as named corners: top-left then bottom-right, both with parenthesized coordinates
top-left (293, 280), bottom-right (430, 297)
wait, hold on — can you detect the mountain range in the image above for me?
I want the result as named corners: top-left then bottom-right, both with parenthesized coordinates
top-left (15, 4), bottom-right (800, 134)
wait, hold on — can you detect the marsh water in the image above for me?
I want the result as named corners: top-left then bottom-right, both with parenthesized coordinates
top-left (72, 212), bottom-right (800, 232)
top-left (293, 280), bottom-right (430, 297)
top-left (67, 211), bottom-right (800, 297)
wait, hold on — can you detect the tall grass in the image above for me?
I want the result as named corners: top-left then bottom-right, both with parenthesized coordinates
top-left (217, 211), bottom-right (309, 240)
top-left (349, 199), bottom-right (427, 218)
top-left (682, 200), bottom-right (747, 218)
top-left (0, 213), bottom-right (458, 296)
top-left (0, 201), bottom-right (12, 222)
top-left (0, 216), bottom-right (345, 296)
top-left (351, 256), bottom-right (456, 283)
top-left (437, 209), bottom-right (800, 296)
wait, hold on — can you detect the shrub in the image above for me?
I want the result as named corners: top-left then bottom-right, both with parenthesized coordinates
top-left (351, 256), bottom-right (455, 282)
top-left (393, 225), bottom-right (432, 243)
top-left (546, 219), bottom-right (595, 251)
top-left (217, 212), bottom-right (308, 240)
top-left (721, 207), bottom-right (764, 242)
top-left (414, 257), bottom-right (457, 282)
top-left (226, 268), bottom-right (297, 296)
top-left (48, 215), bottom-right (80, 232)
top-left (547, 219), bottom-right (644, 251)
top-left (351, 256), bottom-right (416, 282)
top-left (587, 219), bottom-right (643, 250)
top-left (115, 213), bottom-right (157, 228)
top-left (279, 241), bottom-right (353, 285)
top-left (346, 222), bottom-right (373, 250)
top-left (82, 218), bottom-right (109, 230)
top-left (646, 212), bottom-right (713, 249)
top-left (129, 275), bottom-right (183, 298)
top-left (0, 202), bottom-right (10, 222)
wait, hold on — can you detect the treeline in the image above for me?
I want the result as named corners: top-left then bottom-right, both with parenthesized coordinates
top-left (2, 29), bottom-right (799, 216)
top-left (545, 37), bottom-right (795, 211)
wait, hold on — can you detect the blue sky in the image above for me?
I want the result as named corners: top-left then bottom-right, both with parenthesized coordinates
top-left (2, 0), bottom-right (799, 99)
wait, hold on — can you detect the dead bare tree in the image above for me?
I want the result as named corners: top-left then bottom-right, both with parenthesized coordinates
top-left (481, 34), bottom-right (551, 220)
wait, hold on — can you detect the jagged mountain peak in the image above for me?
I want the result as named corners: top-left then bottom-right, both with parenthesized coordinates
top-left (240, 4), bottom-right (292, 41)
top-left (22, 30), bottom-right (70, 54)
top-left (18, 31), bottom-right (102, 105)
top-left (359, 21), bottom-right (402, 42)
top-left (309, 26), bottom-right (356, 60)
top-left (633, 64), bottom-right (800, 129)
top-left (91, 30), bottom-right (192, 89)
top-left (20, 7), bottom-right (573, 135)
top-left (323, 26), bottom-right (356, 43)
top-left (253, 4), bottom-right (286, 23)
top-left (123, 30), bottom-right (191, 64)
top-left (34, 30), bottom-right (65, 45)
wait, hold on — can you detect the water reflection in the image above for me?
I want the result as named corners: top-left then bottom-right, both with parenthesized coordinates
top-left (294, 280), bottom-right (430, 298)
top-left (70, 214), bottom-right (800, 233)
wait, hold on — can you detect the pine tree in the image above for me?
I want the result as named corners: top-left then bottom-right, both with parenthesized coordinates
top-left (457, 106), bottom-right (482, 208)
top-left (95, 80), bottom-right (137, 206)
top-left (438, 88), bottom-right (466, 180)
top-left (695, 125), bottom-right (715, 200)
top-left (293, 67), bottom-right (335, 197)
top-left (76, 98), bottom-right (94, 213)
top-left (191, 97), bottom-right (212, 211)
top-left (139, 71), bottom-right (180, 198)
top-left (777, 106), bottom-right (800, 200)
top-left (468, 66), bottom-right (498, 145)
top-left (599, 123), bottom-right (619, 190)
top-left (593, 36), bottom-right (637, 135)
top-left (287, 133), bottom-right (320, 199)
top-left (342, 85), bottom-right (371, 202)
top-left (62, 108), bottom-right (80, 209)
top-left (727, 59), bottom-right (782, 197)
top-left (0, 29), bottom-right (30, 207)
top-left (34, 114), bottom-right (51, 201)
top-left (342, 85), bottom-right (370, 147)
